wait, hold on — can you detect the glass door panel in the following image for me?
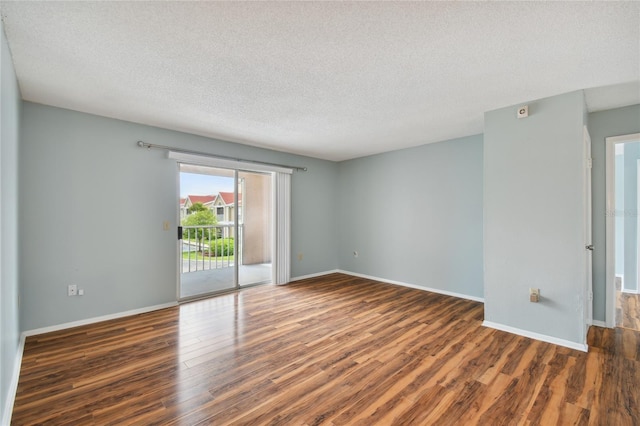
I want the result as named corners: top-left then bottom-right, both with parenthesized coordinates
top-left (237, 171), bottom-right (273, 287)
top-left (179, 164), bottom-right (236, 299)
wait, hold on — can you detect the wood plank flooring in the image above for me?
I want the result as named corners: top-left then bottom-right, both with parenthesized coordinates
top-left (616, 289), bottom-right (640, 331)
top-left (11, 273), bottom-right (640, 425)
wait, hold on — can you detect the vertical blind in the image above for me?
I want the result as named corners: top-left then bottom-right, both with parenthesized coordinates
top-left (274, 173), bottom-right (291, 285)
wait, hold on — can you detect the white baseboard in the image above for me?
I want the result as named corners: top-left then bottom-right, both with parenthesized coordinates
top-left (591, 320), bottom-right (607, 328)
top-left (483, 320), bottom-right (588, 352)
top-left (2, 333), bottom-right (25, 426)
top-left (290, 269), bottom-right (341, 282)
top-left (23, 302), bottom-right (178, 337)
top-left (337, 270), bottom-right (484, 303)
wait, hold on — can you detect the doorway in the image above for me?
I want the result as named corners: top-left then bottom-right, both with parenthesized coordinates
top-left (606, 133), bottom-right (640, 330)
top-left (178, 163), bottom-right (273, 300)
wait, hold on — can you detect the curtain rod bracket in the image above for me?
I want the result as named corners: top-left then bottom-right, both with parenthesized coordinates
top-left (136, 140), bottom-right (307, 172)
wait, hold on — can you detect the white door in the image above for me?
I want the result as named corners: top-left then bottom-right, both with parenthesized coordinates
top-left (584, 126), bottom-right (593, 336)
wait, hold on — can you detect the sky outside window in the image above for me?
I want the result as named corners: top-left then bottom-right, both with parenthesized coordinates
top-left (180, 172), bottom-right (234, 197)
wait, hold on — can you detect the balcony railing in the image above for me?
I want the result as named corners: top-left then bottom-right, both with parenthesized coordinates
top-left (181, 224), bottom-right (242, 273)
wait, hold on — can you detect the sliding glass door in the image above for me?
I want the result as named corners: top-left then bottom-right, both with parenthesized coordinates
top-left (178, 163), bottom-right (274, 299)
top-left (237, 170), bottom-right (273, 287)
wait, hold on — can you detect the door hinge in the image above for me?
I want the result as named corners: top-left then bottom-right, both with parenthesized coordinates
top-left (178, 226), bottom-right (183, 240)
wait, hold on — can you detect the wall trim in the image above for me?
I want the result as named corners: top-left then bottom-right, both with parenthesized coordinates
top-left (337, 270), bottom-right (485, 303)
top-left (2, 334), bottom-right (25, 426)
top-left (483, 320), bottom-right (588, 352)
top-left (290, 269), bottom-right (340, 282)
top-left (23, 302), bottom-right (178, 337)
top-left (591, 320), bottom-right (608, 328)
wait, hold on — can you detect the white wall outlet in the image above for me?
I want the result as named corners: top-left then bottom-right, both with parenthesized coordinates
top-left (68, 284), bottom-right (78, 296)
top-left (517, 105), bottom-right (529, 118)
top-left (78, 289), bottom-right (84, 296)
top-left (529, 288), bottom-right (540, 303)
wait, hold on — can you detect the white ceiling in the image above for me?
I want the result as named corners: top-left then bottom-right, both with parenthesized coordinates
top-left (1, 1), bottom-right (638, 161)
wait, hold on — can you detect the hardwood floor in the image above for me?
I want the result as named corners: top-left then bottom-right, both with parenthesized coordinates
top-left (616, 289), bottom-right (640, 331)
top-left (11, 273), bottom-right (640, 425)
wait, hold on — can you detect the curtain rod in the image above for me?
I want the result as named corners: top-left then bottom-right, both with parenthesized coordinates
top-left (136, 141), bottom-right (308, 172)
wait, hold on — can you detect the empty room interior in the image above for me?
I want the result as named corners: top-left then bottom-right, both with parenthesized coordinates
top-left (1, 2), bottom-right (640, 425)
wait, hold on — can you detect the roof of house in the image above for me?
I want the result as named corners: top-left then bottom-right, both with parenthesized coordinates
top-left (217, 192), bottom-right (242, 206)
top-left (187, 195), bottom-right (216, 205)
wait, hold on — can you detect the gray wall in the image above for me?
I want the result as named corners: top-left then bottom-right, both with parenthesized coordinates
top-left (19, 102), bottom-right (338, 331)
top-left (337, 134), bottom-right (484, 299)
top-left (0, 20), bottom-right (21, 422)
top-left (484, 91), bottom-right (587, 345)
top-left (588, 105), bottom-right (640, 320)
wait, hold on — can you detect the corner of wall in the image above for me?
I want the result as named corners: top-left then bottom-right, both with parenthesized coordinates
top-left (1, 17), bottom-right (23, 423)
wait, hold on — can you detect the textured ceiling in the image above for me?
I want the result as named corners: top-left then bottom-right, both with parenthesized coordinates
top-left (1, 1), bottom-right (639, 161)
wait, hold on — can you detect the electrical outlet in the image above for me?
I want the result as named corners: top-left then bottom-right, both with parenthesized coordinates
top-left (68, 284), bottom-right (78, 296)
top-left (78, 289), bottom-right (84, 296)
top-left (529, 288), bottom-right (540, 303)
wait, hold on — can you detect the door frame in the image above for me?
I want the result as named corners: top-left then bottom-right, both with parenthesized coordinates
top-left (175, 154), bottom-right (287, 300)
top-left (584, 126), bottom-right (593, 339)
top-left (638, 159), bottom-right (640, 294)
top-left (605, 133), bottom-right (640, 327)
